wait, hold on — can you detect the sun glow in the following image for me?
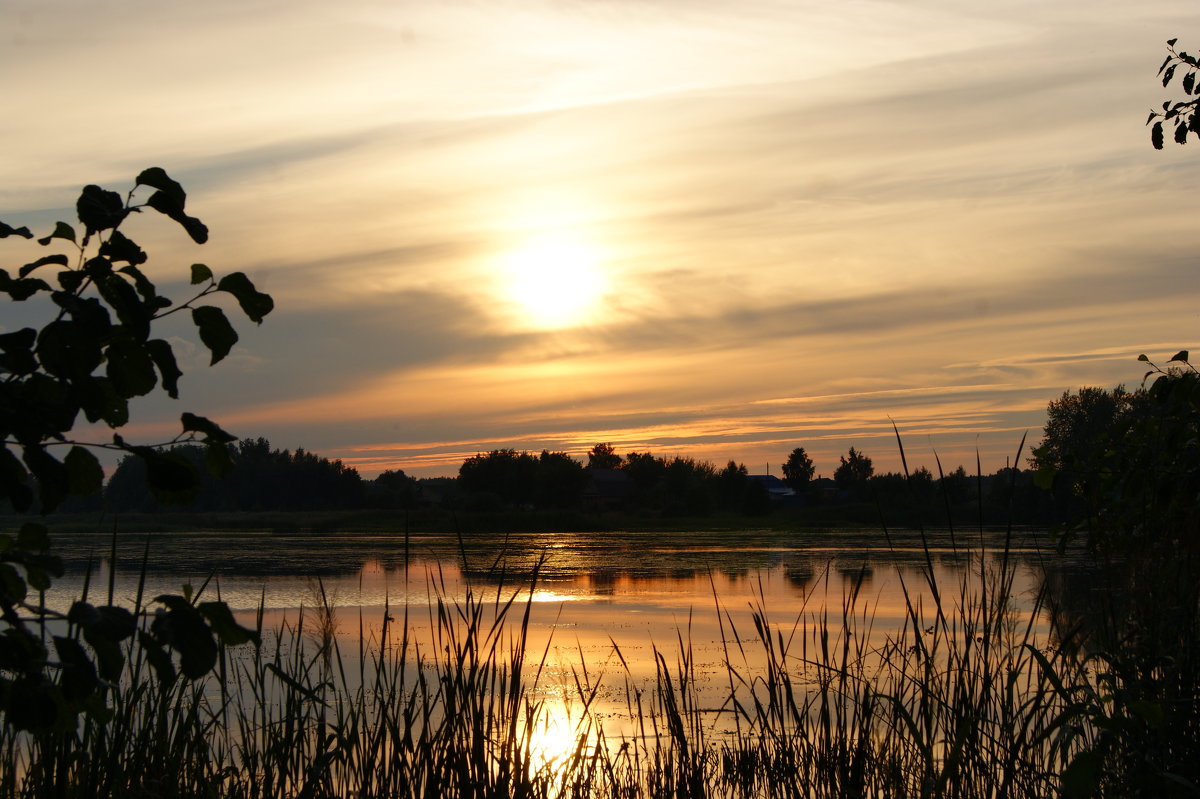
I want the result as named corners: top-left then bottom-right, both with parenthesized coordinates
top-left (501, 239), bottom-right (608, 329)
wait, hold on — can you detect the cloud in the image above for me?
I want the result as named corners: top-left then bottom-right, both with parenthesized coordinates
top-left (6, 0), bottom-right (1200, 480)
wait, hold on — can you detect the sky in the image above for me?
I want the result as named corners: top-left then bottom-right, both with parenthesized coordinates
top-left (4, 0), bottom-right (1200, 479)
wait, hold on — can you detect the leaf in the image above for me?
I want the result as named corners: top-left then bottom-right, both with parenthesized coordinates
top-left (1176, 121), bottom-right (1189, 144)
top-left (84, 632), bottom-right (125, 683)
top-left (0, 447), bottom-right (33, 513)
top-left (181, 412), bottom-right (237, 443)
top-left (140, 450), bottom-right (199, 505)
top-left (1160, 54), bottom-right (1174, 75)
top-left (64, 446), bottom-right (104, 496)
top-left (150, 599), bottom-right (218, 679)
top-left (1164, 65), bottom-right (1177, 87)
top-left (99, 230), bottom-right (147, 266)
top-left (117, 265), bottom-right (163, 308)
top-left (1169, 38), bottom-right (1178, 47)
top-left (53, 636), bottom-right (99, 704)
top-left (67, 601), bottom-right (101, 629)
top-left (37, 319), bottom-right (105, 379)
top-left (1061, 750), bottom-right (1104, 799)
top-left (1184, 71), bottom-right (1196, 95)
top-left (94, 606), bottom-right (136, 641)
top-left (98, 273), bottom-right (151, 340)
top-left (25, 566), bottom-right (52, 592)
top-left (190, 263), bottom-right (213, 285)
top-left (83, 255), bottom-right (113, 281)
top-left (21, 445), bottom-right (69, 514)
top-left (191, 305), bottom-right (238, 364)
top-left (135, 167), bottom-right (187, 209)
top-left (137, 630), bottom-right (176, 685)
top-left (1171, 350), bottom-right (1189, 362)
top-left (105, 338), bottom-right (158, 398)
top-left (70, 600), bottom-right (136, 660)
top-left (146, 339), bottom-right (182, 398)
top-left (0, 222), bottom-right (34, 239)
top-left (1153, 121), bottom-right (1165, 149)
top-left (15, 522), bottom-right (50, 552)
top-left (37, 222), bottom-right (77, 246)
top-left (77, 376), bottom-right (130, 427)
top-left (64, 291), bottom-right (113, 326)
top-left (199, 601), bottom-right (259, 646)
top-left (0, 328), bottom-right (38, 375)
top-left (217, 272), bottom-right (274, 323)
top-left (144, 191), bottom-right (208, 244)
top-left (1138, 353), bottom-right (1150, 362)
top-left (4, 275), bottom-right (53, 301)
top-left (0, 563), bottom-right (28, 605)
top-left (205, 441), bottom-right (235, 478)
top-left (57, 270), bottom-right (86, 293)
top-left (18, 254), bottom-right (69, 278)
top-left (76, 184), bottom-right (127, 234)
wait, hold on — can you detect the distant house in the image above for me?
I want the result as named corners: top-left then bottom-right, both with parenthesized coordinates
top-left (810, 477), bottom-right (838, 503)
top-left (747, 475), bottom-right (795, 499)
top-left (582, 468), bottom-right (633, 509)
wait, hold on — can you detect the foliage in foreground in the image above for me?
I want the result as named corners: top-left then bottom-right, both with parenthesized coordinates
top-left (1, 169), bottom-right (272, 515)
top-left (1, 171), bottom-right (272, 787)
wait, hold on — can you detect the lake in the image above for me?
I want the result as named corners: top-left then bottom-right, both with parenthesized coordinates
top-left (20, 525), bottom-right (1102, 795)
top-left (45, 527), bottom-right (1056, 732)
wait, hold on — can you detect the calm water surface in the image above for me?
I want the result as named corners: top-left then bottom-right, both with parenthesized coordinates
top-left (43, 527), bottom-right (1060, 751)
top-left (47, 528), bottom-right (1052, 671)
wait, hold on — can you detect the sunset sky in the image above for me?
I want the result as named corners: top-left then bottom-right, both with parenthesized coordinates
top-left (4, 0), bottom-right (1200, 478)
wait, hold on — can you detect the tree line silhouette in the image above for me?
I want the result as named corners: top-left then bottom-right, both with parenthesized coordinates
top-left (7, 428), bottom-right (1083, 526)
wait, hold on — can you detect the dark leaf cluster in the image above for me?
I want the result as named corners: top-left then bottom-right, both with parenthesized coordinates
top-left (1, 522), bottom-right (258, 737)
top-left (1149, 39), bottom-right (1200, 149)
top-left (2, 170), bottom-right (269, 747)
top-left (1, 169), bottom-right (273, 513)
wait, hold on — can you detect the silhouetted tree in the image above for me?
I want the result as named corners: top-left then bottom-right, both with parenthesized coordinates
top-left (939, 465), bottom-right (972, 506)
top-left (535, 450), bottom-right (589, 507)
top-left (372, 469), bottom-right (419, 509)
top-left (1031, 386), bottom-right (1138, 476)
top-left (742, 479), bottom-right (772, 516)
top-left (457, 449), bottom-right (587, 509)
top-left (661, 456), bottom-right (716, 516)
top-left (458, 450), bottom-right (539, 509)
top-left (623, 451), bottom-right (668, 504)
top-left (106, 438), bottom-right (366, 512)
top-left (717, 460), bottom-right (749, 511)
top-left (586, 443), bottom-right (623, 470)
top-left (781, 447), bottom-right (815, 491)
top-left (834, 447), bottom-right (874, 494)
top-left (1031, 386), bottom-right (1142, 525)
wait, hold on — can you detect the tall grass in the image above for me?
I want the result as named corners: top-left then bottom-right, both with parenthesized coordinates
top-left (1, 533), bottom-right (1194, 796)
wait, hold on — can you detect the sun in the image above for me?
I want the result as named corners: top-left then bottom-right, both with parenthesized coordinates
top-left (501, 239), bottom-right (608, 329)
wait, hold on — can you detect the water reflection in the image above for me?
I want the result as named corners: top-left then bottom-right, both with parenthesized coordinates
top-left (43, 529), bottom-right (1054, 695)
top-left (39, 527), bottom-right (1068, 766)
